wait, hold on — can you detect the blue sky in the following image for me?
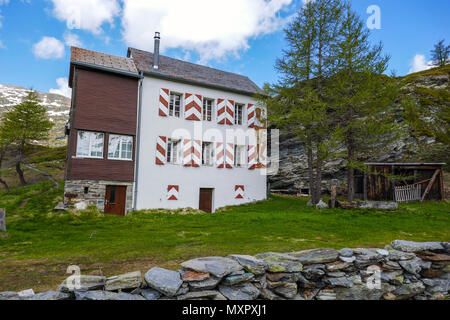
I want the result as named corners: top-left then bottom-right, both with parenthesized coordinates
top-left (0, 0), bottom-right (448, 97)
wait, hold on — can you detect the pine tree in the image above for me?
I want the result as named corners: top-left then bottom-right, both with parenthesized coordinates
top-left (329, 1), bottom-right (399, 201)
top-left (0, 133), bottom-right (9, 192)
top-left (270, 0), bottom-right (343, 204)
top-left (0, 91), bottom-right (53, 185)
top-left (430, 39), bottom-right (449, 67)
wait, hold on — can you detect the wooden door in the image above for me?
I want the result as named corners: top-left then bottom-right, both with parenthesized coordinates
top-left (104, 185), bottom-right (127, 216)
top-left (199, 188), bottom-right (213, 213)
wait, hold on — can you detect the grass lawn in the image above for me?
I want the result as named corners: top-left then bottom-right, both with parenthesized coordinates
top-left (0, 180), bottom-right (449, 292)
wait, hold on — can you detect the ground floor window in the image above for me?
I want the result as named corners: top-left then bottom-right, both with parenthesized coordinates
top-left (76, 130), bottom-right (104, 158)
top-left (234, 145), bottom-right (245, 167)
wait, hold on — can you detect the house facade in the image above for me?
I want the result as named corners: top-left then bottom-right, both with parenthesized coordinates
top-left (64, 34), bottom-right (267, 215)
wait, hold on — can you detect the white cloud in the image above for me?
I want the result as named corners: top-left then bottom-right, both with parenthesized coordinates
top-left (121, 0), bottom-right (293, 63)
top-left (0, 39), bottom-right (5, 49)
top-left (63, 31), bottom-right (82, 47)
top-left (50, 77), bottom-right (71, 98)
top-left (0, 1), bottom-right (10, 5)
top-left (408, 54), bottom-right (433, 74)
top-left (32, 36), bottom-right (65, 59)
top-left (50, 0), bottom-right (120, 34)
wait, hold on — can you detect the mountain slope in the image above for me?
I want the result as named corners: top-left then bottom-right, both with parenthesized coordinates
top-left (0, 84), bottom-right (70, 146)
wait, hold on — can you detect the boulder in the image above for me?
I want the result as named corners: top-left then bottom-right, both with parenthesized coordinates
top-left (381, 271), bottom-right (404, 285)
top-left (335, 283), bottom-right (394, 300)
top-left (59, 275), bottom-right (106, 292)
top-left (0, 291), bottom-right (20, 300)
top-left (289, 248), bottom-right (339, 264)
top-left (316, 200), bottom-right (328, 210)
top-left (144, 267), bottom-right (182, 297)
top-left (105, 271), bottom-right (142, 291)
top-left (228, 254), bottom-right (267, 275)
top-left (339, 248), bottom-right (354, 257)
top-left (254, 252), bottom-right (303, 273)
top-left (140, 289), bottom-right (161, 300)
top-left (393, 282), bottom-right (425, 299)
top-left (28, 291), bottom-right (71, 300)
top-left (388, 249), bottom-right (416, 261)
top-left (180, 270), bottom-right (210, 282)
top-left (181, 257), bottom-right (243, 278)
top-left (177, 290), bottom-right (224, 300)
top-left (399, 258), bottom-right (427, 276)
top-left (272, 282), bottom-right (297, 299)
top-left (316, 289), bottom-right (337, 300)
top-left (326, 261), bottom-right (353, 272)
top-left (74, 290), bottom-right (146, 300)
top-left (222, 273), bottom-right (254, 285)
top-left (391, 240), bottom-right (445, 253)
top-left (302, 264), bottom-right (325, 280)
top-left (188, 276), bottom-right (222, 290)
top-left (325, 277), bottom-right (354, 288)
top-left (218, 283), bottom-right (260, 300)
top-left (422, 278), bottom-right (450, 293)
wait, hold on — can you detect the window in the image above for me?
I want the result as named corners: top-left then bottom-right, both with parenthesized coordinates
top-left (169, 93), bottom-right (181, 117)
top-left (234, 145), bottom-right (245, 167)
top-left (108, 135), bottom-right (133, 160)
top-left (167, 139), bottom-right (181, 164)
top-left (109, 186), bottom-right (116, 204)
top-left (203, 98), bottom-right (213, 121)
top-left (76, 131), bottom-right (104, 158)
top-left (235, 103), bottom-right (244, 125)
top-left (202, 142), bottom-right (214, 166)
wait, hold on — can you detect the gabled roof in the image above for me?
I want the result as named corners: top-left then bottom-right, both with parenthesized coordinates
top-left (69, 47), bottom-right (139, 87)
top-left (128, 47), bottom-right (263, 96)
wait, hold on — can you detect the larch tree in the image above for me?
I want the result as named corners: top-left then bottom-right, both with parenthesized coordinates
top-left (430, 39), bottom-right (449, 67)
top-left (0, 91), bottom-right (53, 185)
top-left (329, 1), bottom-right (399, 201)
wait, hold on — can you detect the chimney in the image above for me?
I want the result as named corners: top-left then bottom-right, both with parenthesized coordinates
top-left (153, 32), bottom-right (160, 70)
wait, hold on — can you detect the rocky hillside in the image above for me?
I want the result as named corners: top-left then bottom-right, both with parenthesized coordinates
top-left (269, 65), bottom-right (450, 194)
top-left (0, 84), bottom-right (70, 146)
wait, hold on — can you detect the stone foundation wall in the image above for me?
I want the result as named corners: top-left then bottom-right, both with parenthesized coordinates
top-left (1, 240), bottom-right (449, 300)
top-left (64, 180), bottom-right (134, 214)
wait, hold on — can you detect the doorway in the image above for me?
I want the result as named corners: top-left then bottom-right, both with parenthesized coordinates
top-left (199, 188), bottom-right (214, 213)
top-left (104, 185), bottom-right (127, 216)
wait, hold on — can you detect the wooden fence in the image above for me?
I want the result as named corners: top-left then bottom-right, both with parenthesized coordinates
top-left (394, 184), bottom-right (422, 203)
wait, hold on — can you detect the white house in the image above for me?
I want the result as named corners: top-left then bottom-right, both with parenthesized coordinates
top-left (65, 33), bottom-right (267, 214)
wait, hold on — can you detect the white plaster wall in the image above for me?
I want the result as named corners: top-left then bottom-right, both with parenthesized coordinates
top-left (135, 76), bottom-right (267, 212)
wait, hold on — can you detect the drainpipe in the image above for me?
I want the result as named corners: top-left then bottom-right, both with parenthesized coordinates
top-left (133, 71), bottom-right (144, 211)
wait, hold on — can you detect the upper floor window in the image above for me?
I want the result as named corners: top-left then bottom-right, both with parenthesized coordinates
top-left (76, 131), bottom-right (104, 158)
top-left (108, 135), bottom-right (133, 160)
top-left (235, 103), bottom-right (244, 125)
top-left (203, 98), bottom-right (213, 121)
top-left (234, 145), bottom-right (245, 167)
top-left (202, 142), bottom-right (214, 166)
top-left (169, 93), bottom-right (182, 117)
top-left (167, 139), bottom-right (181, 164)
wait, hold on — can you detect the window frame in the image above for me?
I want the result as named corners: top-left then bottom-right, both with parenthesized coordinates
top-left (107, 134), bottom-right (134, 161)
top-left (202, 98), bottom-right (214, 122)
top-left (234, 103), bottom-right (244, 125)
top-left (76, 130), bottom-right (105, 159)
top-left (234, 144), bottom-right (245, 167)
top-left (167, 139), bottom-right (181, 164)
top-left (201, 141), bottom-right (214, 166)
top-left (169, 92), bottom-right (182, 118)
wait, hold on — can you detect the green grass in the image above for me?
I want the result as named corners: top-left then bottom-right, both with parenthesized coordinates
top-left (0, 181), bottom-right (449, 291)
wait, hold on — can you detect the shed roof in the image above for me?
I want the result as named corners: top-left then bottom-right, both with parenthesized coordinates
top-left (127, 47), bottom-right (263, 96)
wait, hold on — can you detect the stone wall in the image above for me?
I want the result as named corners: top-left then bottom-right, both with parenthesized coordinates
top-left (64, 180), bottom-right (134, 213)
top-left (1, 240), bottom-right (449, 300)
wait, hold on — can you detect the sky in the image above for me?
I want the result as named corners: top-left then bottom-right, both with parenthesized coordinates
top-left (0, 0), bottom-right (448, 97)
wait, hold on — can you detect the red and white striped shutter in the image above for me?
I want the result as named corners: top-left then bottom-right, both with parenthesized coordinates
top-left (225, 143), bottom-right (234, 168)
top-left (191, 140), bottom-right (201, 167)
top-left (167, 185), bottom-right (179, 200)
top-left (248, 144), bottom-right (256, 170)
top-left (235, 185), bottom-right (244, 199)
top-left (215, 142), bottom-right (224, 168)
top-left (159, 88), bottom-right (169, 117)
top-left (155, 136), bottom-right (167, 165)
top-left (183, 139), bottom-right (192, 167)
top-left (247, 104), bottom-right (255, 128)
top-left (217, 99), bottom-right (226, 124)
top-left (226, 100), bottom-right (234, 125)
top-left (185, 93), bottom-right (202, 121)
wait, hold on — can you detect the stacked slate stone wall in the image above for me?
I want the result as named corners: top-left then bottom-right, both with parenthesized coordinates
top-left (1, 240), bottom-right (449, 300)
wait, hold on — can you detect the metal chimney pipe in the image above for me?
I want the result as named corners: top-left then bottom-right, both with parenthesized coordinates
top-left (153, 32), bottom-right (160, 70)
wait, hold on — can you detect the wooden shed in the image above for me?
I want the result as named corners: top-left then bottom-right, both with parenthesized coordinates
top-left (357, 163), bottom-right (446, 202)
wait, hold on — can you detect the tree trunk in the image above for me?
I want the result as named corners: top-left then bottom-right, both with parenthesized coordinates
top-left (0, 178), bottom-right (9, 192)
top-left (315, 156), bottom-right (323, 202)
top-left (347, 136), bottom-right (355, 201)
top-left (16, 161), bottom-right (27, 185)
top-left (306, 140), bottom-right (317, 204)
